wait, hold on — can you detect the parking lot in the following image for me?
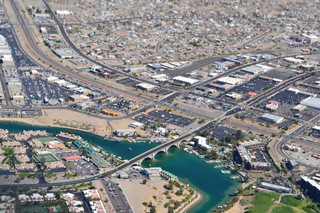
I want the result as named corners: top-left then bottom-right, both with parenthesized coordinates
top-left (65, 159), bottom-right (99, 176)
top-left (225, 77), bottom-right (276, 97)
top-left (0, 27), bottom-right (37, 67)
top-left (117, 77), bottom-right (172, 96)
top-left (263, 69), bottom-right (295, 80)
top-left (207, 124), bottom-right (238, 142)
top-left (308, 129), bottom-right (320, 138)
top-left (21, 76), bottom-right (74, 106)
top-left (134, 110), bottom-right (195, 127)
top-left (265, 90), bottom-right (310, 106)
top-left (303, 76), bottom-right (320, 86)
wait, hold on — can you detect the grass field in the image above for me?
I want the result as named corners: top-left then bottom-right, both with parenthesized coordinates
top-left (248, 191), bottom-right (280, 213)
top-left (34, 154), bottom-right (57, 162)
top-left (281, 195), bottom-right (302, 207)
top-left (272, 205), bottom-right (296, 213)
top-left (249, 193), bottom-right (317, 213)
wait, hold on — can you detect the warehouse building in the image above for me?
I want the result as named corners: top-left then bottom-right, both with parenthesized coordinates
top-left (259, 181), bottom-right (292, 193)
top-left (173, 76), bottom-right (199, 85)
top-left (300, 97), bottom-right (320, 110)
top-left (260, 113), bottom-right (284, 124)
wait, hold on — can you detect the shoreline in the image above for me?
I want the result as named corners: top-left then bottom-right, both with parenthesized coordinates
top-left (179, 191), bottom-right (203, 213)
top-left (0, 117), bottom-right (107, 137)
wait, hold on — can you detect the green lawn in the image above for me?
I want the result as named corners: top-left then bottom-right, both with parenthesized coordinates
top-left (302, 206), bottom-right (315, 213)
top-left (281, 195), bottom-right (303, 207)
top-left (249, 191), bottom-right (280, 213)
top-left (272, 205), bottom-right (296, 213)
top-left (19, 173), bottom-right (31, 178)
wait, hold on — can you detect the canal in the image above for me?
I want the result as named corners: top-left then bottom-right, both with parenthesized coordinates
top-left (0, 121), bottom-right (239, 212)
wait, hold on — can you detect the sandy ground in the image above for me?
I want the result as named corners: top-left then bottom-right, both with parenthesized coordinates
top-left (224, 196), bottom-right (246, 213)
top-left (115, 179), bottom-right (201, 213)
top-left (0, 109), bottom-right (112, 136)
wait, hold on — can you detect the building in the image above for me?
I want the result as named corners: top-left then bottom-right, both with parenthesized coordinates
top-left (286, 160), bottom-right (299, 170)
top-left (90, 152), bottom-right (110, 168)
top-left (301, 97), bottom-right (320, 110)
top-left (69, 95), bottom-right (89, 103)
top-left (83, 189), bottom-right (100, 199)
top-left (101, 109), bottom-right (120, 116)
top-left (216, 76), bottom-right (244, 85)
top-left (53, 49), bottom-right (76, 59)
top-left (136, 83), bottom-right (156, 91)
top-left (141, 167), bottom-right (162, 179)
top-left (236, 140), bottom-right (271, 171)
top-left (300, 176), bottom-right (320, 201)
top-left (259, 182), bottom-right (292, 193)
top-left (173, 76), bottom-right (199, 85)
top-left (292, 104), bottom-right (307, 112)
top-left (192, 136), bottom-right (212, 150)
top-left (18, 194), bottom-right (31, 203)
top-left (56, 10), bottom-right (73, 15)
top-left (241, 64), bottom-right (271, 75)
top-left (115, 129), bottom-right (136, 137)
top-left (260, 113), bottom-right (284, 124)
top-left (63, 155), bottom-right (82, 161)
top-left (266, 103), bottom-right (279, 111)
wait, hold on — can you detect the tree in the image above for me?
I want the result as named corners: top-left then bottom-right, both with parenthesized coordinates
top-left (236, 130), bottom-right (243, 140)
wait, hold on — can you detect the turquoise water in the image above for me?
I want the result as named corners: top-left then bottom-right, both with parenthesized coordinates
top-left (142, 148), bottom-right (239, 213)
top-left (0, 121), bottom-right (158, 159)
top-left (0, 121), bottom-right (239, 212)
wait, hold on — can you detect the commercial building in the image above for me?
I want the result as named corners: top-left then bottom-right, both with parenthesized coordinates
top-left (259, 182), bottom-right (292, 193)
top-left (53, 49), bottom-right (76, 59)
top-left (192, 136), bottom-right (213, 150)
top-left (236, 140), bottom-right (271, 171)
top-left (241, 64), bottom-right (272, 75)
top-left (115, 129), bottom-right (136, 137)
top-left (301, 97), bottom-right (320, 110)
top-left (292, 104), bottom-right (307, 112)
top-left (216, 76), bottom-right (244, 85)
top-left (136, 83), bottom-right (156, 91)
top-left (260, 113), bottom-right (284, 124)
top-left (141, 167), bottom-right (162, 179)
top-left (90, 152), bottom-right (110, 168)
top-left (69, 95), bottom-right (89, 103)
top-left (300, 176), bottom-right (320, 201)
top-left (173, 76), bottom-right (199, 85)
top-left (101, 109), bottom-right (120, 116)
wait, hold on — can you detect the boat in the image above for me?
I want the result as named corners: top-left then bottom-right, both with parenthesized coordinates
top-left (113, 139), bottom-right (121, 142)
top-left (213, 164), bottom-right (225, 168)
top-left (198, 155), bottom-right (205, 159)
top-left (128, 147), bottom-right (132, 151)
top-left (221, 170), bottom-right (231, 174)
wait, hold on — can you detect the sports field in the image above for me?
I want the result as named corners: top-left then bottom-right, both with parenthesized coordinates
top-left (34, 154), bottom-right (57, 162)
top-left (37, 137), bottom-right (56, 143)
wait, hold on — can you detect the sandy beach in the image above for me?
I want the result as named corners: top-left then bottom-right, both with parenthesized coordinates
top-left (0, 109), bottom-right (112, 136)
top-left (115, 179), bottom-right (202, 213)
